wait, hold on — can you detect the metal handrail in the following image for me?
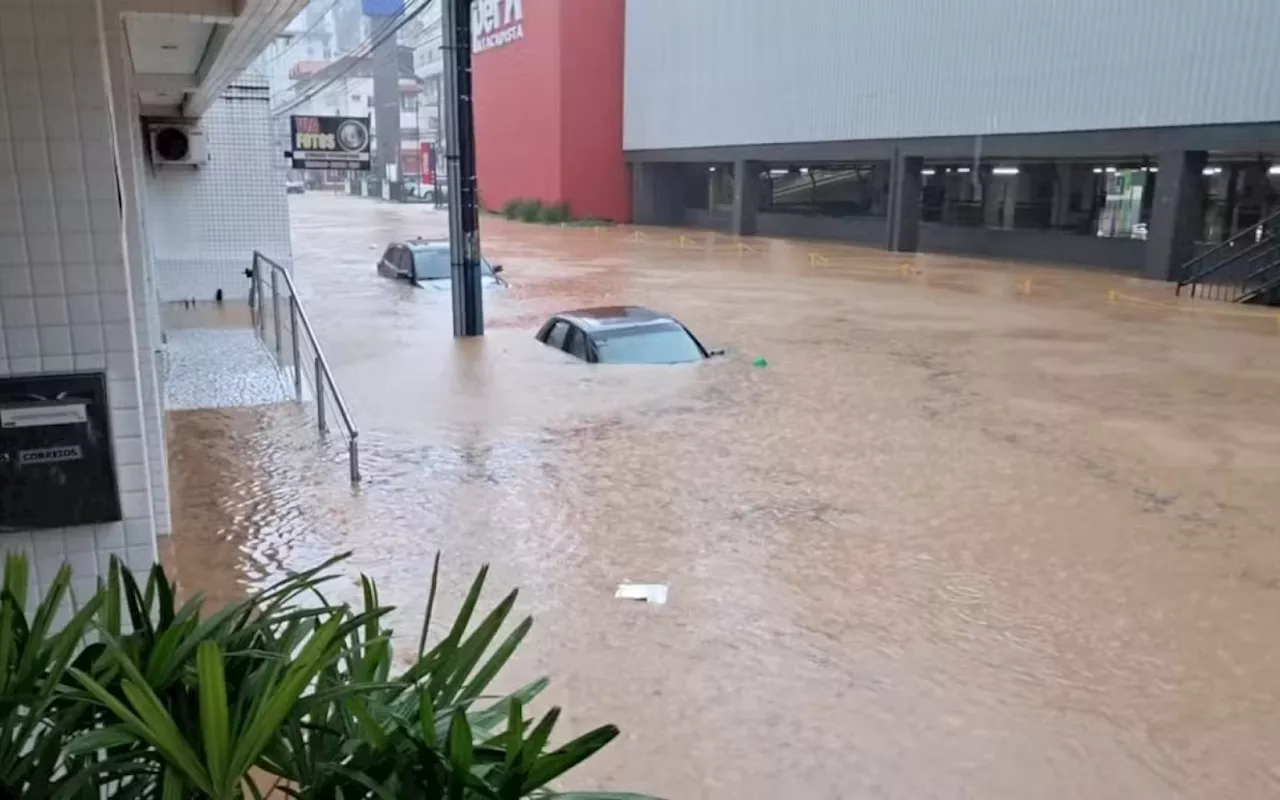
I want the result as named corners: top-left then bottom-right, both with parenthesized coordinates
top-left (251, 251), bottom-right (360, 483)
top-left (1176, 207), bottom-right (1280, 286)
top-left (1180, 236), bottom-right (1277, 297)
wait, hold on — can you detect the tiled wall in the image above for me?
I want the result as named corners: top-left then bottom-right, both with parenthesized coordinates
top-left (0, 0), bottom-right (159, 604)
top-left (148, 76), bottom-right (292, 302)
top-left (101, 0), bottom-right (169, 536)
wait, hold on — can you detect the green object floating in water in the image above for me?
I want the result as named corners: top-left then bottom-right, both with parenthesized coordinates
top-left (752, 357), bottom-right (769, 368)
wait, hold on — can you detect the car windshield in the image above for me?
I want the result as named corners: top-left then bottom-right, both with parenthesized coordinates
top-left (591, 325), bottom-right (705, 364)
top-left (409, 247), bottom-right (493, 280)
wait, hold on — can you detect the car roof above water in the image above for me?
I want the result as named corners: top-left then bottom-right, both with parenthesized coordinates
top-left (403, 238), bottom-right (448, 251)
top-left (554, 306), bottom-right (681, 332)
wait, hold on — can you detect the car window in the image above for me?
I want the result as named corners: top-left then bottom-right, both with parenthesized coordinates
top-left (382, 246), bottom-right (398, 269)
top-left (593, 325), bottom-right (705, 364)
top-left (565, 327), bottom-right (588, 360)
top-left (545, 320), bottom-right (571, 350)
top-left (411, 248), bottom-right (450, 280)
top-left (397, 247), bottom-right (415, 275)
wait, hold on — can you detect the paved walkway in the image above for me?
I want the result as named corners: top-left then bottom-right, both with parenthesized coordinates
top-left (163, 327), bottom-right (290, 410)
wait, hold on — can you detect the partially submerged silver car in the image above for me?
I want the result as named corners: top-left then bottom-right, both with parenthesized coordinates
top-left (376, 239), bottom-right (506, 288)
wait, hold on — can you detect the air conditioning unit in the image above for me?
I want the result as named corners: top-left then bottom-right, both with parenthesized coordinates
top-left (148, 123), bottom-right (207, 166)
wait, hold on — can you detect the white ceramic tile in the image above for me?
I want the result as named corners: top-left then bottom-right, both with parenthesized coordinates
top-left (36, 323), bottom-right (71, 355)
top-left (24, 233), bottom-right (58, 264)
top-left (62, 550), bottom-right (97, 582)
top-left (71, 352), bottom-right (105, 370)
top-left (34, 295), bottom-right (67, 324)
top-left (98, 291), bottom-right (129, 322)
top-left (0, 203), bottom-right (20, 235)
top-left (119, 490), bottom-right (149, 520)
top-left (29, 264), bottom-right (64, 295)
top-left (127, 545), bottom-right (155, 573)
top-left (62, 264), bottom-right (97, 294)
top-left (5, 325), bottom-right (38, 357)
top-left (102, 322), bottom-right (132, 352)
top-left (6, 356), bottom-right (41, 373)
top-left (110, 409), bottom-right (141, 438)
top-left (95, 523), bottom-right (126, 550)
top-left (60, 231), bottom-right (92, 263)
top-left (108, 376), bottom-right (137, 407)
top-left (0, 264), bottom-right (32, 294)
top-left (1, 296), bottom-right (35, 325)
top-left (61, 527), bottom-right (97, 554)
top-left (124, 518), bottom-right (152, 547)
top-left (0, 233), bottom-right (26, 265)
top-left (66, 292), bottom-right (101, 322)
top-left (69, 322), bottom-right (103, 352)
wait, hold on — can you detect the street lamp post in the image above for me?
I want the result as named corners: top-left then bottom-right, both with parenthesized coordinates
top-left (442, 0), bottom-right (483, 337)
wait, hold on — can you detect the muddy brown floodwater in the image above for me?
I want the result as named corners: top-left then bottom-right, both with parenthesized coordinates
top-left (163, 194), bottom-right (1280, 799)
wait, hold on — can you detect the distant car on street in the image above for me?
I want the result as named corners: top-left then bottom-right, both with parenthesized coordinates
top-left (535, 306), bottom-right (720, 364)
top-left (285, 180), bottom-right (306, 194)
top-left (376, 239), bottom-right (506, 288)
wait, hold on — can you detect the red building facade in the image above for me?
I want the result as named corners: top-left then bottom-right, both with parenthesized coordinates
top-left (472, 0), bottom-right (630, 222)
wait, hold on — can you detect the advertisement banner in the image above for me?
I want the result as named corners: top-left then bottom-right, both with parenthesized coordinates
top-left (289, 116), bottom-right (372, 171)
top-left (361, 0), bottom-right (404, 17)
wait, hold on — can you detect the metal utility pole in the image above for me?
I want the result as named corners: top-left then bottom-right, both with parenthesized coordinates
top-left (371, 25), bottom-right (402, 201)
top-left (442, 0), bottom-right (482, 336)
top-left (433, 72), bottom-right (444, 209)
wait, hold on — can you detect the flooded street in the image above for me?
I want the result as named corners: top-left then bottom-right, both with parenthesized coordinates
top-left (164, 194), bottom-right (1280, 798)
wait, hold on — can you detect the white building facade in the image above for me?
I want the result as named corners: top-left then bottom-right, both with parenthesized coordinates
top-left (0, 0), bottom-right (302, 602)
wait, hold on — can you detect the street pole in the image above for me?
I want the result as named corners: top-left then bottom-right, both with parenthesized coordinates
top-left (433, 72), bottom-right (443, 209)
top-left (442, 0), bottom-right (482, 336)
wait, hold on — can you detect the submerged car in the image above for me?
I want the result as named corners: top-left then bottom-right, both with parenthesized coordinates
top-left (535, 306), bottom-right (719, 364)
top-left (377, 239), bottom-right (506, 287)
top-left (285, 180), bottom-right (306, 194)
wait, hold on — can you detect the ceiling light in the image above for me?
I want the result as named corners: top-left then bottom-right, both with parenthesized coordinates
top-left (920, 168), bottom-right (936, 176)
top-left (1104, 167), bottom-right (1117, 173)
top-left (1269, 165), bottom-right (1280, 176)
top-left (992, 166), bottom-right (1019, 175)
top-left (708, 166), bottom-right (716, 172)
top-left (1092, 168), bottom-right (1103, 173)
top-left (1203, 167), bottom-right (1222, 176)
top-left (956, 167), bottom-right (971, 174)
top-left (1144, 166), bottom-right (1158, 173)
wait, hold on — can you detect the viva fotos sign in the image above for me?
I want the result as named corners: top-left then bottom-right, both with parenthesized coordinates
top-left (472, 0), bottom-right (524, 54)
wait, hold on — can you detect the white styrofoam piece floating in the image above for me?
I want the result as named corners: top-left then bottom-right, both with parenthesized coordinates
top-left (615, 583), bottom-right (668, 605)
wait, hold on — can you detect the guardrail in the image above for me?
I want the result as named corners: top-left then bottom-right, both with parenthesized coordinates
top-left (250, 251), bottom-right (360, 483)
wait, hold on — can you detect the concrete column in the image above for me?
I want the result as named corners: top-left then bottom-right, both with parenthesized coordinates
top-left (731, 160), bottom-right (763, 236)
top-left (886, 153), bottom-right (923, 252)
top-left (1144, 150), bottom-right (1208, 281)
top-left (980, 167), bottom-right (1001, 228)
top-left (1050, 163), bottom-right (1075, 229)
top-left (632, 163), bottom-right (684, 226)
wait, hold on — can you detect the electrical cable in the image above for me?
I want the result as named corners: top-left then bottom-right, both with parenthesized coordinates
top-left (259, 0), bottom-right (344, 67)
top-left (269, 0), bottom-right (434, 114)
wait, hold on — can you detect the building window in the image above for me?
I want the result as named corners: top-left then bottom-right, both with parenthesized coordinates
top-left (402, 95), bottom-right (418, 112)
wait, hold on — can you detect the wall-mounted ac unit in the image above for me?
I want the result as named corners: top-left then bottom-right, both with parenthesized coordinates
top-left (148, 123), bottom-right (208, 166)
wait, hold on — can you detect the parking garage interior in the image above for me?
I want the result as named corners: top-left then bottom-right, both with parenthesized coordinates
top-left (639, 148), bottom-right (1280, 275)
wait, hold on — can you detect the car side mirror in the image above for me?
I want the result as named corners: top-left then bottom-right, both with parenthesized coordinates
top-left (707, 348), bottom-right (726, 358)
top-left (492, 264), bottom-right (504, 274)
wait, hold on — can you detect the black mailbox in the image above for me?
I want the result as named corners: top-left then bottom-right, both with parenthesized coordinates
top-left (0, 372), bottom-right (122, 531)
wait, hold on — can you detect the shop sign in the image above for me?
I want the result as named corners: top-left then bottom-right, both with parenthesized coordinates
top-left (289, 116), bottom-right (371, 171)
top-left (472, 0), bottom-right (524, 54)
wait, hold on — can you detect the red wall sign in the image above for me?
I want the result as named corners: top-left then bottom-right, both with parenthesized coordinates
top-left (472, 0), bottom-right (629, 221)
